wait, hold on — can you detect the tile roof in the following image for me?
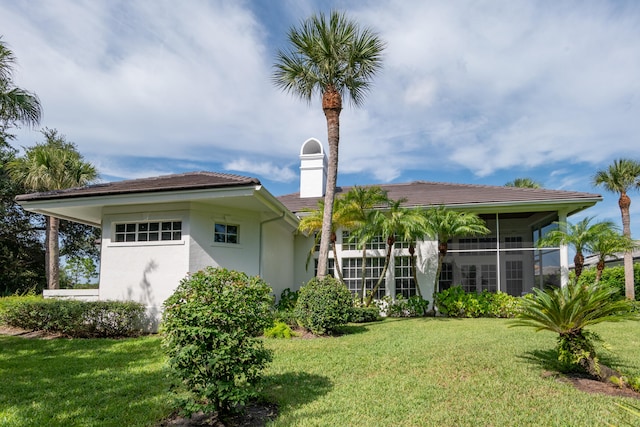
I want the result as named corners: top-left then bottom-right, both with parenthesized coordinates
top-left (276, 181), bottom-right (602, 214)
top-left (15, 171), bottom-right (261, 201)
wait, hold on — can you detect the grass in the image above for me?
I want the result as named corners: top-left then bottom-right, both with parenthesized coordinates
top-left (1, 318), bottom-right (639, 426)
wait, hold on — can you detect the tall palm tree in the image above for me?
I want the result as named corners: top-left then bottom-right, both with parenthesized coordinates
top-left (364, 199), bottom-right (426, 307)
top-left (593, 158), bottom-right (640, 299)
top-left (423, 207), bottom-right (490, 305)
top-left (341, 186), bottom-right (388, 302)
top-left (504, 177), bottom-right (542, 189)
top-left (298, 196), bottom-right (355, 283)
top-left (273, 11), bottom-right (385, 278)
top-left (537, 217), bottom-right (617, 280)
top-left (8, 129), bottom-right (98, 289)
top-left (0, 37), bottom-right (41, 130)
top-left (585, 229), bottom-right (637, 283)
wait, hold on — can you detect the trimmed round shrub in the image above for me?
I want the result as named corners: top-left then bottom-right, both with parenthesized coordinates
top-left (294, 276), bottom-right (352, 335)
top-left (161, 267), bottom-right (274, 415)
top-left (348, 306), bottom-right (382, 323)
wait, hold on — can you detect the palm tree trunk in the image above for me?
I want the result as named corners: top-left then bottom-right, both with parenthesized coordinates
top-left (574, 251), bottom-right (584, 279)
top-left (359, 247), bottom-right (367, 304)
top-left (331, 239), bottom-right (344, 283)
top-left (317, 86), bottom-right (342, 278)
top-left (430, 241), bottom-right (448, 314)
top-left (619, 194), bottom-right (635, 299)
top-left (409, 243), bottom-right (423, 298)
top-left (365, 240), bottom-right (393, 307)
top-left (595, 260), bottom-right (605, 283)
top-left (46, 216), bottom-right (60, 289)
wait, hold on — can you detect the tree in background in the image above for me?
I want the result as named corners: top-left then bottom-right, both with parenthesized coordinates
top-left (593, 158), bottom-right (640, 300)
top-left (273, 11), bottom-right (385, 278)
top-left (537, 217), bottom-right (618, 280)
top-left (505, 177), bottom-right (542, 188)
top-left (8, 129), bottom-right (98, 289)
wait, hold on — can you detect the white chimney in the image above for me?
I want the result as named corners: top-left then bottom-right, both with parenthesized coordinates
top-left (299, 138), bottom-right (327, 198)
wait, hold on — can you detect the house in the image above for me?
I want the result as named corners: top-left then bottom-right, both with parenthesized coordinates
top-left (16, 138), bottom-right (602, 326)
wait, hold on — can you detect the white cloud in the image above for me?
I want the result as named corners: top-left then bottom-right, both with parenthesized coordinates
top-left (224, 158), bottom-right (296, 183)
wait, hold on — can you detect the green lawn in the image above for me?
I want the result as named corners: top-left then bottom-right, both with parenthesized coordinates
top-left (1, 318), bottom-right (639, 426)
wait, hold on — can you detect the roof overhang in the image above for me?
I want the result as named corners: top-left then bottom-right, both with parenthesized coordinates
top-left (17, 184), bottom-right (300, 230)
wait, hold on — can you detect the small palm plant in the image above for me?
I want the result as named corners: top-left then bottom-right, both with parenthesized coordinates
top-left (512, 281), bottom-right (637, 379)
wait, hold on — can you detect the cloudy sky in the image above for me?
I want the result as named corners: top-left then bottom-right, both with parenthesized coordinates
top-left (1, 0), bottom-right (640, 234)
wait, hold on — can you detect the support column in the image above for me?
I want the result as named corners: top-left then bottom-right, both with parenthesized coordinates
top-left (558, 210), bottom-right (569, 287)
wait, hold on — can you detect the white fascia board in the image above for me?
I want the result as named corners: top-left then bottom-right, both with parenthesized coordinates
top-left (423, 197), bottom-right (602, 215)
top-left (253, 186), bottom-right (300, 230)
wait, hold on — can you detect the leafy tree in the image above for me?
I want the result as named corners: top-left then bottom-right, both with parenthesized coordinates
top-left (423, 206), bottom-right (490, 307)
top-left (593, 158), bottom-right (640, 299)
top-left (364, 199), bottom-right (426, 307)
top-left (505, 177), bottom-right (542, 188)
top-left (162, 268), bottom-right (274, 416)
top-left (8, 129), bottom-right (98, 289)
top-left (0, 37), bottom-right (41, 131)
top-left (0, 143), bottom-right (45, 294)
top-left (585, 229), bottom-right (637, 283)
top-left (512, 281), bottom-right (637, 381)
top-left (537, 216), bottom-right (617, 279)
top-left (341, 186), bottom-right (389, 302)
top-left (273, 11), bottom-right (385, 278)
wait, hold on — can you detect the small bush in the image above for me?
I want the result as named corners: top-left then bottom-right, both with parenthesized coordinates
top-left (294, 276), bottom-right (352, 335)
top-left (161, 267), bottom-right (274, 415)
top-left (264, 321), bottom-right (297, 339)
top-left (0, 296), bottom-right (145, 337)
top-left (435, 286), bottom-right (520, 318)
top-left (273, 308), bottom-right (298, 327)
top-left (349, 306), bottom-right (382, 323)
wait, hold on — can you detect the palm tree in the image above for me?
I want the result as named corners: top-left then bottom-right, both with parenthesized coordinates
top-left (298, 196), bottom-right (355, 283)
top-left (537, 217), bottom-right (617, 280)
top-left (273, 11), bottom-right (385, 278)
top-left (364, 199), bottom-right (426, 307)
top-left (512, 281), bottom-right (636, 381)
top-left (8, 129), bottom-right (98, 289)
top-left (341, 186), bottom-right (389, 302)
top-left (585, 229), bottom-right (637, 283)
top-left (423, 206), bottom-right (490, 305)
top-left (0, 37), bottom-right (41, 130)
top-left (505, 177), bottom-right (542, 189)
top-left (593, 158), bottom-right (640, 299)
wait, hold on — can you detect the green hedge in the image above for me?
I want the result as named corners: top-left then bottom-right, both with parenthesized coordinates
top-left (435, 286), bottom-right (521, 318)
top-left (577, 264), bottom-right (640, 300)
top-left (294, 276), bottom-right (352, 335)
top-left (0, 297), bottom-right (146, 337)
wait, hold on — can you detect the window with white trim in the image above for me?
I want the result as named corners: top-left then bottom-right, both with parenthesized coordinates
top-left (480, 264), bottom-right (497, 292)
top-left (342, 257), bottom-right (386, 299)
top-left (114, 221), bottom-right (182, 242)
top-left (439, 262), bottom-right (453, 291)
top-left (506, 260), bottom-right (523, 295)
top-left (214, 223), bottom-right (239, 244)
top-left (342, 231), bottom-right (386, 250)
top-left (394, 256), bottom-right (416, 298)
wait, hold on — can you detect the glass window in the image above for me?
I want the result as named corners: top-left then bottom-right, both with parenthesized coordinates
top-left (114, 221), bottom-right (181, 243)
top-left (214, 223), bottom-right (239, 244)
top-left (506, 260), bottom-right (523, 296)
top-left (439, 262), bottom-right (453, 291)
top-left (394, 256), bottom-right (416, 298)
top-left (342, 257), bottom-right (386, 299)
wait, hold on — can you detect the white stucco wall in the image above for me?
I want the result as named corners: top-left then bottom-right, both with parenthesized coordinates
top-left (100, 204), bottom-right (190, 328)
top-left (260, 219), bottom-right (295, 300)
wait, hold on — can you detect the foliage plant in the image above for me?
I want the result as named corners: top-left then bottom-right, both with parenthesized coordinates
top-left (512, 281), bottom-right (637, 378)
top-left (0, 296), bottom-right (145, 337)
top-left (264, 321), bottom-right (297, 339)
top-left (161, 267), bottom-right (274, 415)
top-left (294, 276), bottom-right (352, 335)
top-left (434, 286), bottom-right (520, 318)
top-left (275, 287), bottom-right (299, 311)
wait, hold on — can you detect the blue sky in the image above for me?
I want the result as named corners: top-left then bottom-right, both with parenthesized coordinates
top-left (1, 0), bottom-right (640, 236)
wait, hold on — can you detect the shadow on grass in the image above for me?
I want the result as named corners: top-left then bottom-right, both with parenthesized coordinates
top-left (0, 336), bottom-right (170, 427)
top-left (261, 371), bottom-right (333, 408)
top-left (335, 324), bottom-right (369, 335)
top-left (519, 345), bottom-right (636, 375)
